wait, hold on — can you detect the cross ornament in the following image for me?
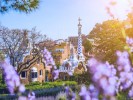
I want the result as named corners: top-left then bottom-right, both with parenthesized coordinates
top-left (78, 17), bottom-right (81, 23)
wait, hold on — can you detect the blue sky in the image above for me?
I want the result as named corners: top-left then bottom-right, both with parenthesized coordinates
top-left (0, 0), bottom-right (129, 40)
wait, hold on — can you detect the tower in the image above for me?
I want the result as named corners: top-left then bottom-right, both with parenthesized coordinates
top-left (77, 18), bottom-right (85, 62)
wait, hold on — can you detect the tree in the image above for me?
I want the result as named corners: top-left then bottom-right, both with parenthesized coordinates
top-left (125, 13), bottom-right (133, 38)
top-left (29, 27), bottom-right (50, 49)
top-left (83, 39), bottom-right (92, 53)
top-left (0, 26), bottom-right (43, 67)
top-left (0, 26), bottom-right (29, 66)
top-left (0, 0), bottom-right (40, 13)
top-left (29, 27), bottom-right (41, 48)
top-left (88, 20), bottom-right (126, 64)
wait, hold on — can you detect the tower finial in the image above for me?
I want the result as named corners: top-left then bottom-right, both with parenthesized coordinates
top-left (78, 17), bottom-right (81, 22)
top-left (78, 17), bottom-right (81, 24)
top-left (78, 17), bottom-right (82, 27)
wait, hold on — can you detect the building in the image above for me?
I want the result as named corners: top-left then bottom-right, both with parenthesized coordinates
top-left (52, 42), bottom-right (70, 65)
top-left (17, 48), bottom-right (46, 84)
top-left (54, 39), bottom-right (65, 44)
top-left (59, 18), bottom-right (87, 79)
top-left (37, 40), bottom-right (55, 52)
top-left (37, 39), bottom-right (71, 66)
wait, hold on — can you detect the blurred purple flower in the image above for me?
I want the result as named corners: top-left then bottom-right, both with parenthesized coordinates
top-left (68, 71), bottom-right (73, 76)
top-left (28, 91), bottom-right (35, 100)
top-left (42, 48), bottom-right (56, 67)
top-left (79, 85), bottom-right (98, 100)
top-left (52, 70), bottom-right (59, 80)
top-left (126, 37), bottom-right (133, 45)
top-left (65, 86), bottom-right (76, 100)
top-left (19, 84), bottom-right (25, 93)
top-left (0, 58), bottom-right (25, 94)
top-left (87, 58), bottom-right (118, 98)
top-left (42, 48), bottom-right (59, 80)
top-left (129, 86), bottom-right (133, 98)
top-left (116, 51), bottom-right (133, 90)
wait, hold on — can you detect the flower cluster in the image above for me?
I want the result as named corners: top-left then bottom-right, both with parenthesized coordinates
top-left (79, 84), bottom-right (98, 100)
top-left (129, 86), bottom-right (133, 98)
top-left (42, 48), bottom-right (55, 67)
top-left (28, 91), bottom-right (35, 100)
top-left (0, 58), bottom-right (25, 94)
top-left (65, 86), bottom-right (76, 100)
top-left (52, 70), bottom-right (59, 80)
top-left (126, 37), bottom-right (133, 46)
top-left (87, 58), bottom-right (117, 98)
top-left (116, 51), bottom-right (133, 98)
top-left (81, 49), bottom-right (133, 99)
top-left (42, 48), bottom-right (59, 80)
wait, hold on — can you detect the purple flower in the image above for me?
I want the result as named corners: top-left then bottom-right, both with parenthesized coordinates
top-left (129, 86), bottom-right (133, 98)
top-left (87, 58), bottom-right (118, 98)
top-left (126, 37), bottom-right (133, 45)
top-left (42, 48), bottom-right (59, 80)
top-left (52, 70), bottom-right (59, 80)
top-left (0, 58), bottom-right (25, 94)
top-left (68, 71), bottom-right (73, 76)
top-left (79, 85), bottom-right (98, 100)
top-left (79, 85), bottom-right (88, 97)
top-left (19, 84), bottom-right (25, 93)
top-left (28, 91), bottom-right (35, 100)
top-left (116, 51), bottom-right (133, 90)
top-left (65, 86), bottom-right (76, 100)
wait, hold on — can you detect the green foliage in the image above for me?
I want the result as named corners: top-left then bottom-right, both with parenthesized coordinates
top-left (0, 51), bottom-right (5, 61)
top-left (0, 0), bottom-right (40, 13)
top-left (88, 20), bottom-right (126, 64)
top-left (73, 72), bottom-right (91, 85)
top-left (126, 13), bottom-right (133, 38)
top-left (126, 28), bottom-right (133, 38)
top-left (25, 81), bottom-right (77, 98)
top-left (0, 74), bottom-right (6, 89)
top-left (26, 81), bottom-right (77, 90)
top-left (56, 63), bottom-right (61, 69)
top-left (116, 91), bottom-right (129, 100)
top-left (83, 39), bottom-right (92, 52)
top-left (0, 83), bottom-right (6, 89)
top-left (127, 13), bottom-right (133, 27)
top-left (26, 81), bottom-right (41, 86)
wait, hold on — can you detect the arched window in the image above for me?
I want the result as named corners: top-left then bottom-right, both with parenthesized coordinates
top-left (31, 67), bottom-right (37, 82)
top-left (31, 72), bottom-right (37, 78)
top-left (21, 71), bottom-right (27, 79)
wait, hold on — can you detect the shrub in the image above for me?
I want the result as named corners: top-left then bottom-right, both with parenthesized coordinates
top-left (26, 81), bottom-right (77, 91)
top-left (26, 81), bottom-right (41, 87)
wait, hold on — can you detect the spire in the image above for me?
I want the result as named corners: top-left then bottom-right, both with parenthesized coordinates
top-left (78, 17), bottom-right (82, 35)
top-left (78, 17), bottom-right (82, 26)
top-left (77, 18), bottom-right (85, 62)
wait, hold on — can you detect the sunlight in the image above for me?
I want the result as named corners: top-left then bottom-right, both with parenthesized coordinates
top-left (107, 0), bottom-right (133, 20)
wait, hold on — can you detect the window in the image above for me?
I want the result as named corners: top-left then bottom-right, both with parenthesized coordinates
top-left (31, 72), bottom-right (37, 78)
top-left (39, 70), bottom-right (43, 76)
top-left (21, 71), bottom-right (26, 78)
